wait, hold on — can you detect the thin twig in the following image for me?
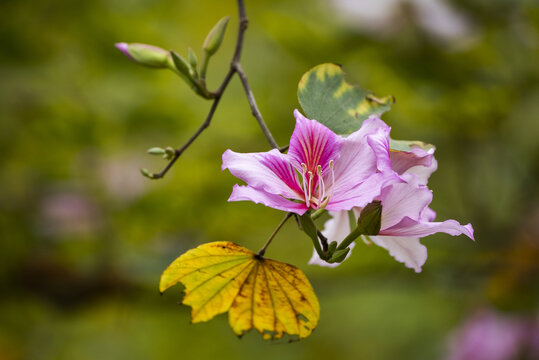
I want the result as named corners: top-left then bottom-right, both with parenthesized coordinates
top-left (152, 69), bottom-right (235, 179)
top-left (234, 63), bottom-right (279, 149)
top-left (151, 0), bottom-right (279, 179)
top-left (257, 213), bottom-right (293, 257)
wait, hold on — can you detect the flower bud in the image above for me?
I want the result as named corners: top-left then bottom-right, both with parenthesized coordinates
top-left (327, 241), bottom-right (338, 256)
top-left (203, 16), bottom-right (230, 56)
top-left (115, 42), bottom-right (171, 69)
top-left (140, 168), bottom-right (155, 179)
top-left (147, 147), bottom-right (166, 155)
top-left (170, 50), bottom-right (193, 79)
top-left (356, 200), bottom-right (382, 235)
top-left (187, 48), bottom-right (198, 71)
top-left (329, 248), bottom-right (350, 263)
top-left (163, 147), bottom-right (176, 160)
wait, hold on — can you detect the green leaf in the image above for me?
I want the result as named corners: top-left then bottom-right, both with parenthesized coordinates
top-left (298, 63), bottom-right (394, 134)
top-left (389, 138), bottom-right (435, 153)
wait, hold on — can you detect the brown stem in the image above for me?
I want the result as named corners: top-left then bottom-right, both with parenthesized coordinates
top-left (233, 62), bottom-right (279, 149)
top-left (257, 213), bottom-right (293, 257)
top-left (152, 69), bottom-right (235, 179)
top-left (317, 230), bottom-right (329, 252)
top-left (151, 0), bottom-right (279, 179)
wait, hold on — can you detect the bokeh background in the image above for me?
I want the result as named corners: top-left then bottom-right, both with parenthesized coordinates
top-left (1, 0), bottom-right (538, 359)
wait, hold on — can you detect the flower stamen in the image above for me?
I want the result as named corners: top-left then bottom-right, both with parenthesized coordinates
top-left (307, 171), bottom-right (313, 207)
top-left (329, 159), bottom-right (335, 198)
top-left (316, 165), bottom-right (326, 206)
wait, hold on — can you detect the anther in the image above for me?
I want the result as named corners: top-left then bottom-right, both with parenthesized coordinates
top-left (307, 171), bottom-right (313, 204)
top-left (319, 196), bottom-right (330, 209)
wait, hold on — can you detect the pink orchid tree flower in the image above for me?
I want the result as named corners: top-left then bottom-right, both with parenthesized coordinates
top-left (309, 141), bottom-right (474, 272)
top-left (222, 110), bottom-right (396, 216)
top-left (445, 308), bottom-right (538, 360)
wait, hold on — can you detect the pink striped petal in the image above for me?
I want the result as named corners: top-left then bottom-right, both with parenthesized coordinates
top-left (329, 117), bottom-right (396, 209)
top-left (327, 172), bottom-right (393, 211)
top-left (227, 185), bottom-right (308, 215)
top-left (380, 216), bottom-right (474, 240)
top-left (289, 109), bottom-right (343, 173)
top-left (222, 149), bottom-right (303, 200)
top-left (379, 174), bottom-right (433, 229)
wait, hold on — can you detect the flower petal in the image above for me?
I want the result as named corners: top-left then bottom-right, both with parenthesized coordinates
top-left (222, 149), bottom-right (302, 200)
top-left (380, 216), bottom-right (475, 240)
top-left (227, 185), bottom-right (308, 215)
top-left (308, 211), bottom-right (355, 268)
top-left (390, 147), bottom-right (434, 173)
top-left (423, 207), bottom-right (437, 222)
top-left (327, 172), bottom-right (395, 211)
top-left (379, 174), bottom-right (433, 230)
top-left (369, 235), bottom-right (427, 273)
top-left (288, 110), bottom-right (343, 173)
top-left (329, 117), bottom-right (395, 209)
top-left (366, 125), bottom-right (393, 174)
top-left (405, 156), bottom-right (437, 185)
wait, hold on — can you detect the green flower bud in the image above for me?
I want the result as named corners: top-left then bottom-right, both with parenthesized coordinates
top-left (163, 147), bottom-right (176, 160)
top-left (327, 241), bottom-right (338, 256)
top-left (329, 248), bottom-right (350, 263)
top-left (140, 168), bottom-right (155, 179)
top-left (147, 147), bottom-right (166, 155)
top-left (170, 50), bottom-right (194, 79)
top-left (356, 200), bottom-right (382, 235)
top-left (203, 16), bottom-right (230, 56)
top-left (188, 48), bottom-right (198, 71)
top-left (116, 42), bottom-right (171, 68)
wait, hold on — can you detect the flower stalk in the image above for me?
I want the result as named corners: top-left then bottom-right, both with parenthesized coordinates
top-left (257, 212), bottom-right (293, 257)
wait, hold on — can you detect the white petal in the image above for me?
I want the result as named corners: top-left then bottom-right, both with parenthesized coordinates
top-left (369, 235), bottom-right (427, 272)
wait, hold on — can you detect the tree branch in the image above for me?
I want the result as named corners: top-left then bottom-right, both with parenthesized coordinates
top-left (234, 63), bottom-right (279, 149)
top-left (150, 0), bottom-right (279, 179)
top-left (152, 69), bottom-right (235, 179)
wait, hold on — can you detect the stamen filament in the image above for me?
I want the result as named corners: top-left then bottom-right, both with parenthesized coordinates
top-left (301, 163), bottom-right (310, 207)
top-left (329, 159), bottom-right (335, 198)
top-left (307, 171), bottom-right (313, 207)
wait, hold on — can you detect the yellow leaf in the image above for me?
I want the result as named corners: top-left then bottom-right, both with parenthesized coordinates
top-left (159, 241), bottom-right (320, 340)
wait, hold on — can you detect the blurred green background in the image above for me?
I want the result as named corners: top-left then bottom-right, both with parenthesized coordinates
top-left (1, 0), bottom-right (538, 359)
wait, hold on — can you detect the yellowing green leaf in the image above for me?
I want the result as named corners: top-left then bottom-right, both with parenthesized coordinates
top-left (159, 241), bottom-right (320, 340)
top-left (389, 138), bottom-right (435, 153)
top-left (298, 63), bottom-right (394, 134)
